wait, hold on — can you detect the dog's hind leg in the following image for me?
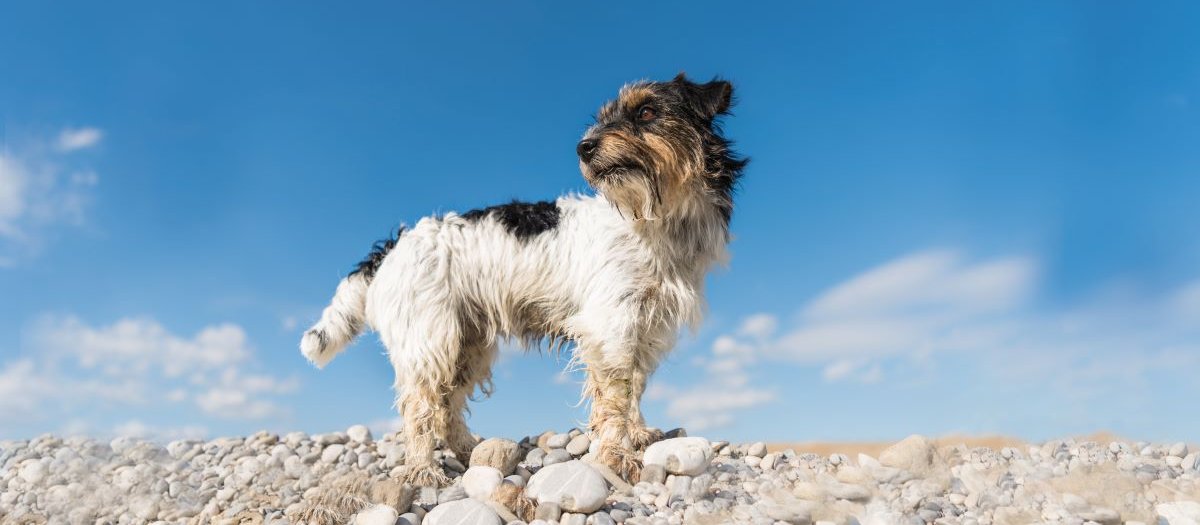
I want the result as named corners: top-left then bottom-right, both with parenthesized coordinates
top-left (395, 377), bottom-right (452, 487)
top-left (438, 341), bottom-right (497, 462)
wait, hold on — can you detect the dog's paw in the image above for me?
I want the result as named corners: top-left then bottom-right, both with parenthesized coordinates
top-left (598, 444), bottom-right (643, 483)
top-left (402, 464), bottom-right (451, 488)
top-left (629, 426), bottom-right (665, 450)
top-left (448, 439), bottom-right (479, 464)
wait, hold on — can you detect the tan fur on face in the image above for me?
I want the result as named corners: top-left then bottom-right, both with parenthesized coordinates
top-left (617, 86), bottom-right (654, 112)
top-left (582, 82), bottom-right (714, 221)
top-left (585, 126), bottom-right (706, 220)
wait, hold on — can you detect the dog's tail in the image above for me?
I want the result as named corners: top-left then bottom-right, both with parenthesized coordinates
top-left (300, 229), bottom-right (402, 368)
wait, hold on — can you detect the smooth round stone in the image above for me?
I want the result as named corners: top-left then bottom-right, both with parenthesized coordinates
top-left (128, 495), bottom-right (160, 520)
top-left (358, 452), bottom-right (376, 469)
top-left (566, 435), bottom-right (591, 456)
top-left (526, 460), bottom-right (609, 513)
top-left (547, 433), bottom-right (571, 449)
top-left (746, 442), bottom-right (767, 458)
top-left (347, 425), bottom-right (373, 444)
top-left (1157, 502), bottom-right (1200, 524)
top-left (559, 512), bottom-right (586, 525)
top-left (589, 511), bottom-right (616, 525)
top-left (110, 436), bottom-right (141, 455)
top-left (503, 474), bottom-right (526, 487)
top-left (438, 485), bottom-right (467, 504)
top-left (18, 462), bottom-right (46, 485)
top-left (321, 444), bottom-right (345, 463)
top-left (462, 466), bottom-right (503, 500)
top-left (526, 448), bottom-right (547, 467)
top-left (826, 482), bottom-right (870, 501)
top-left (354, 504), bottom-right (398, 525)
top-left (424, 497), bottom-right (502, 525)
top-left (544, 449), bottom-right (572, 466)
top-left (316, 433), bottom-right (349, 446)
top-left (1183, 453), bottom-right (1200, 471)
top-left (166, 440), bottom-right (194, 458)
top-left (643, 437), bottom-right (713, 476)
top-left (470, 438), bottom-right (522, 476)
top-left (285, 432), bottom-right (308, 447)
top-left (879, 435), bottom-right (937, 474)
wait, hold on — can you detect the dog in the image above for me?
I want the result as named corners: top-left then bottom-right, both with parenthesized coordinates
top-left (301, 73), bottom-right (746, 487)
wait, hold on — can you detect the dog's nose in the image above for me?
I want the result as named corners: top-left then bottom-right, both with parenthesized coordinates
top-left (576, 139), bottom-right (598, 162)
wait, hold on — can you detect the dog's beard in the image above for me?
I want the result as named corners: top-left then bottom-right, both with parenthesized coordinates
top-left (585, 166), bottom-right (663, 221)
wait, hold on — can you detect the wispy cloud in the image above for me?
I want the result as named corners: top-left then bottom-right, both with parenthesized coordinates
top-left (649, 317), bottom-right (777, 431)
top-left (56, 127), bottom-right (104, 152)
top-left (0, 315), bottom-right (297, 437)
top-left (109, 420), bottom-right (208, 441)
top-left (1, 125), bottom-right (103, 265)
top-left (771, 249), bottom-right (1037, 381)
top-left (649, 248), bottom-right (1200, 432)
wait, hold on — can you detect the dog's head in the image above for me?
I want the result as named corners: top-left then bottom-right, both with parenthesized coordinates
top-left (578, 73), bottom-right (745, 221)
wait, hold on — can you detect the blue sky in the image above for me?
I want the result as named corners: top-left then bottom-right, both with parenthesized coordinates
top-left (2, 2), bottom-right (1198, 444)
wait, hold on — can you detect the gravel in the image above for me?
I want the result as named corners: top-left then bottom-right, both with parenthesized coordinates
top-left (2, 428), bottom-right (1199, 524)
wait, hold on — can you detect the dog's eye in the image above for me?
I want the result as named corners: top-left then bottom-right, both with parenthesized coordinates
top-left (637, 106), bottom-right (657, 122)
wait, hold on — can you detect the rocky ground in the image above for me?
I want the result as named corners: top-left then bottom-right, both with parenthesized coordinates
top-left (2, 427), bottom-right (1200, 525)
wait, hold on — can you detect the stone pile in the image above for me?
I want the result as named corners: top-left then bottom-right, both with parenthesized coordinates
top-left (2, 427), bottom-right (1199, 524)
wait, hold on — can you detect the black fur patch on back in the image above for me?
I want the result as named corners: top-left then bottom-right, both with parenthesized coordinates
top-left (350, 227), bottom-right (404, 279)
top-left (461, 200), bottom-right (560, 240)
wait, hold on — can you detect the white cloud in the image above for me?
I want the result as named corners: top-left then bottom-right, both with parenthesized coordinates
top-left (650, 328), bottom-right (776, 431)
top-left (56, 127), bottom-right (104, 152)
top-left (0, 315), bottom-right (297, 435)
top-left (1, 126), bottom-right (102, 263)
top-left (368, 416), bottom-right (403, 437)
top-left (111, 420), bottom-right (207, 441)
top-left (194, 368), bottom-right (298, 419)
top-left (821, 359), bottom-right (883, 384)
top-left (804, 249), bottom-right (1035, 320)
top-left (650, 247), bottom-right (1200, 431)
top-left (280, 315), bottom-right (299, 331)
top-left (1169, 280), bottom-right (1200, 323)
top-left (650, 378), bottom-right (775, 432)
top-left (0, 359), bottom-right (54, 417)
top-left (32, 316), bottom-right (252, 380)
top-left (0, 154), bottom-right (32, 236)
top-left (770, 249), bottom-right (1037, 378)
top-left (737, 314), bottom-right (778, 340)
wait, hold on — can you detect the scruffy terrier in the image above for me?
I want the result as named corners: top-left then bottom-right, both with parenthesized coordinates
top-left (301, 73), bottom-right (746, 486)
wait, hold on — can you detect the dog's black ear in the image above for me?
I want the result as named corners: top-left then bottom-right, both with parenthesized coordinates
top-left (676, 75), bottom-right (733, 119)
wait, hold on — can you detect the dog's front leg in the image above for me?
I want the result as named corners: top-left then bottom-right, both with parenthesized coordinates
top-left (626, 370), bottom-right (664, 450)
top-left (583, 366), bottom-right (643, 481)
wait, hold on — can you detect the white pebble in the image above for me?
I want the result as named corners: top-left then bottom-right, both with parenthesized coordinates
top-left (424, 498), bottom-right (502, 525)
top-left (643, 437), bottom-right (713, 476)
top-left (347, 425), bottom-right (373, 444)
top-left (354, 504), bottom-right (398, 525)
top-left (462, 466), bottom-right (503, 500)
top-left (526, 460), bottom-right (609, 513)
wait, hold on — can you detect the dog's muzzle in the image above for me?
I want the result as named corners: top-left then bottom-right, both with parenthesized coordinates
top-left (577, 138), bottom-right (599, 163)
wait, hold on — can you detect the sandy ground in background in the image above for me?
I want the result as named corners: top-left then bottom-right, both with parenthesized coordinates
top-left (768, 432), bottom-right (1129, 457)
